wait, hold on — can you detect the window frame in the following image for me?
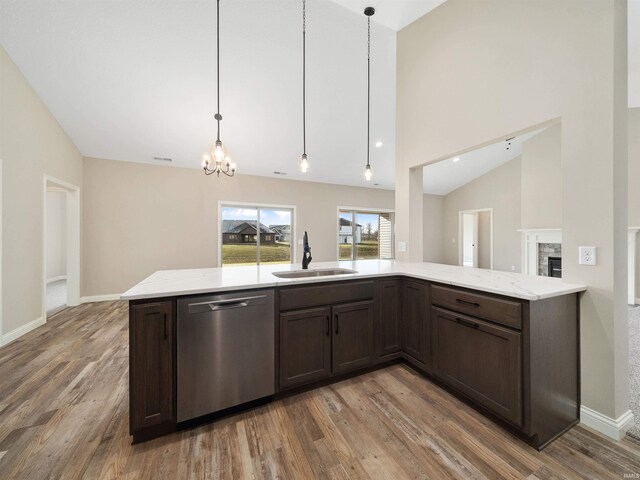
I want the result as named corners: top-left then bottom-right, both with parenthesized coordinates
top-left (336, 206), bottom-right (395, 261)
top-left (218, 201), bottom-right (297, 267)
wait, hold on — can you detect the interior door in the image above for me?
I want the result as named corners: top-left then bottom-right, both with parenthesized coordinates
top-left (462, 212), bottom-right (479, 268)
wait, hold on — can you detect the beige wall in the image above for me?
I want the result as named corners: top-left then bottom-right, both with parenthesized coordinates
top-left (422, 194), bottom-right (444, 263)
top-left (0, 47), bottom-right (83, 336)
top-left (521, 124), bottom-right (562, 229)
top-left (440, 158), bottom-right (522, 273)
top-left (82, 157), bottom-right (395, 296)
top-left (397, 0), bottom-right (628, 420)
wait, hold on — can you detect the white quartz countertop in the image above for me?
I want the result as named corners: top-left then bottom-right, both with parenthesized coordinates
top-left (121, 260), bottom-right (586, 301)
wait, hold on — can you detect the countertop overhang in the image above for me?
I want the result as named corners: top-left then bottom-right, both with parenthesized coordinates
top-left (121, 260), bottom-right (586, 302)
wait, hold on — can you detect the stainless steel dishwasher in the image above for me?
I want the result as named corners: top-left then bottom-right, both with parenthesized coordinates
top-left (177, 289), bottom-right (274, 422)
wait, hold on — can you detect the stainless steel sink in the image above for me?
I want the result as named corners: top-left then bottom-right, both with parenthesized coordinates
top-left (272, 268), bottom-right (357, 279)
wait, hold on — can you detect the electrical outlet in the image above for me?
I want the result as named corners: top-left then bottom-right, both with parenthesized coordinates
top-left (579, 246), bottom-right (597, 266)
top-left (511, 265), bottom-right (516, 271)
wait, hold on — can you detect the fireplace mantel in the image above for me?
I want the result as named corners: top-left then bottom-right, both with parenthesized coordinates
top-left (518, 228), bottom-right (562, 277)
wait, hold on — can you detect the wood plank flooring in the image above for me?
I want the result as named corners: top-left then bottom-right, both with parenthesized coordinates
top-left (1, 301), bottom-right (639, 479)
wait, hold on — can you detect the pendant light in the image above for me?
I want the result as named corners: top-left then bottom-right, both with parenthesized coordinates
top-left (299, 0), bottom-right (310, 173)
top-left (364, 7), bottom-right (375, 182)
top-left (202, 0), bottom-right (236, 177)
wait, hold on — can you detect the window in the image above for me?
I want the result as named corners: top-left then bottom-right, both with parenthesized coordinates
top-left (220, 203), bottom-right (294, 266)
top-left (338, 209), bottom-right (394, 260)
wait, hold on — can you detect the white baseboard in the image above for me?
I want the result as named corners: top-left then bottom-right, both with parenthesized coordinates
top-left (46, 275), bottom-right (67, 284)
top-left (580, 406), bottom-right (634, 440)
top-left (80, 294), bottom-right (121, 303)
top-left (1, 316), bottom-right (46, 347)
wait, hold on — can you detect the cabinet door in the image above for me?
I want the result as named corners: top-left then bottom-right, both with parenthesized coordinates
top-left (279, 307), bottom-right (332, 389)
top-left (401, 281), bottom-right (427, 363)
top-left (130, 301), bottom-right (175, 437)
top-left (379, 280), bottom-right (401, 357)
top-left (433, 308), bottom-right (523, 426)
top-left (332, 301), bottom-right (374, 374)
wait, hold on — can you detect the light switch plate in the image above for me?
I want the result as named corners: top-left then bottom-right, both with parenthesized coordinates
top-left (579, 246), bottom-right (596, 265)
top-left (398, 241), bottom-right (407, 253)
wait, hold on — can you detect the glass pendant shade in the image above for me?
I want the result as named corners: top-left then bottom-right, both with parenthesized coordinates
top-left (299, 153), bottom-right (309, 173)
top-left (364, 164), bottom-right (372, 181)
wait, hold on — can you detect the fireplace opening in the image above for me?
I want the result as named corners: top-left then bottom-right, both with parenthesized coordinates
top-left (548, 256), bottom-right (562, 278)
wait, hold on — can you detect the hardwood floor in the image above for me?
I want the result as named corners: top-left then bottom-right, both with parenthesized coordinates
top-left (1, 301), bottom-right (639, 479)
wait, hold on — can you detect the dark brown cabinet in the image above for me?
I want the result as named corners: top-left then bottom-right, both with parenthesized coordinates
top-left (401, 280), bottom-right (428, 364)
top-left (129, 300), bottom-right (175, 442)
top-left (332, 301), bottom-right (374, 374)
top-left (378, 280), bottom-right (401, 357)
top-left (278, 281), bottom-right (375, 390)
top-left (279, 306), bottom-right (332, 389)
top-left (432, 307), bottom-right (523, 427)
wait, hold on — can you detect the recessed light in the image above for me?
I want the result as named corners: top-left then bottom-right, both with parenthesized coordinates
top-left (375, 141), bottom-right (383, 148)
top-left (452, 157), bottom-right (460, 163)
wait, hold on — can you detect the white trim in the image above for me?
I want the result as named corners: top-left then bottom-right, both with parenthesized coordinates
top-left (519, 228), bottom-right (562, 276)
top-left (46, 275), bottom-right (67, 284)
top-left (629, 228), bottom-right (639, 305)
top-left (43, 175), bottom-right (81, 324)
top-left (336, 206), bottom-right (396, 260)
top-left (81, 294), bottom-right (122, 303)
top-left (1, 316), bottom-right (45, 347)
top-left (457, 208), bottom-right (494, 270)
top-left (217, 201), bottom-right (297, 267)
top-left (580, 406), bottom-right (634, 440)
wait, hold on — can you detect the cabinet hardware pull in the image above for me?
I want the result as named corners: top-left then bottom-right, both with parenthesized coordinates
top-left (163, 313), bottom-right (167, 339)
top-left (456, 317), bottom-right (480, 329)
top-left (456, 298), bottom-right (480, 307)
top-left (335, 314), bottom-right (339, 335)
top-left (326, 316), bottom-right (330, 336)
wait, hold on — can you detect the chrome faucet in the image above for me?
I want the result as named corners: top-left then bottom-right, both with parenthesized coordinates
top-left (302, 231), bottom-right (312, 269)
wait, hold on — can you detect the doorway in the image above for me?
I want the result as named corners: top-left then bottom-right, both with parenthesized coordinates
top-left (43, 176), bottom-right (80, 319)
top-left (458, 208), bottom-right (493, 269)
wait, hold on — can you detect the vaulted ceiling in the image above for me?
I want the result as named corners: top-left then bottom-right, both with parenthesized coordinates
top-left (1, 0), bottom-right (637, 194)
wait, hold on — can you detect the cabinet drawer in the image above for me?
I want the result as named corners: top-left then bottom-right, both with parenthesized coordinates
top-left (431, 285), bottom-right (522, 330)
top-left (279, 281), bottom-right (374, 311)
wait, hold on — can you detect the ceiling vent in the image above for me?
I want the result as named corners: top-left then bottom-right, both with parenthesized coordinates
top-left (153, 156), bottom-right (173, 162)
top-left (273, 171), bottom-right (287, 176)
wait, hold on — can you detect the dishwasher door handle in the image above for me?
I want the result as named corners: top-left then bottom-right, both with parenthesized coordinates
top-left (187, 295), bottom-right (267, 312)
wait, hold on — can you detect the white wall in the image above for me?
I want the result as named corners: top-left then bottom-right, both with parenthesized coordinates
top-left (0, 46), bottom-right (83, 338)
top-left (422, 194), bottom-right (444, 263)
top-left (441, 158), bottom-right (522, 273)
top-left (521, 124), bottom-right (562, 229)
top-left (46, 190), bottom-right (67, 280)
top-left (82, 157), bottom-right (395, 297)
top-left (397, 0), bottom-right (628, 422)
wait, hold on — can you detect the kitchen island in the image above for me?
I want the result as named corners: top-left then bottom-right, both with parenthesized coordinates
top-left (122, 260), bottom-right (586, 449)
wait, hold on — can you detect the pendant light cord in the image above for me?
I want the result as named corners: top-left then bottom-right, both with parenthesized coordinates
top-left (302, 0), bottom-right (306, 156)
top-left (216, 0), bottom-right (221, 142)
top-left (366, 16), bottom-right (371, 168)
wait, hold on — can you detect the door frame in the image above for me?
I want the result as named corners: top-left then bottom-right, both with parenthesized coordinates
top-left (42, 175), bottom-right (81, 320)
top-left (217, 201), bottom-right (297, 267)
top-left (458, 208), bottom-right (494, 269)
top-left (336, 206), bottom-right (395, 261)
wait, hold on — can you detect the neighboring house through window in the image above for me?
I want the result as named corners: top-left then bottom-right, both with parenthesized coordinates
top-left (219, 203), bottom-right (295, 266)
top-left (338, 208), bottom-right (394, 260)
